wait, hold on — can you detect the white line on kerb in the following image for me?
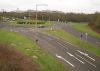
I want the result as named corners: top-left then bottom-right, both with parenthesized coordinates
top-left (67, 52), bottom-right (85, 64)
top-left (77, 50), bottom-right (95, 61)
top-left (75, 53), bottom-right (96, 68)
top-left (56, 54), bottom-right (75, 67)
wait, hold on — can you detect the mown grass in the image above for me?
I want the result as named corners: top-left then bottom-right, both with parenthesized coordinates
top-left (9, 19), bottom-right (52, 27)
top-left (70, 22), bottom-right (100, 39)
top-left (43, 30), bottom-right (100, 57)
top-left (0, 30), bottom-right (67, 71)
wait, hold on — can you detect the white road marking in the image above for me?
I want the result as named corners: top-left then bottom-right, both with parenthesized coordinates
top-left (67, 52), bottom-right (85, 64)
top-left (20, 30), bottom-right (24, 31)
top-left (56, 54), bottom-right (75, 67)
top-left (10, 29), bottom-right (13, 31)
top-left (96, 42), bottom-right (100, 44)
top-left (77, 50), bottom-right (95, 61)
top-left (56, 41), bottom-right (68, 50)
top-left (42, 35), bottom-right (54, 40)
top-left (29, 28), bottom-right (34, 31)
top-left (14, 30), bottom-right (18, 32)
top-left (75, 53), bottom-right (96, 68)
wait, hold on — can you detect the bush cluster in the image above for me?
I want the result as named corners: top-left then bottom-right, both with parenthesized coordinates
top-left (17, 21), bottom-right (45, 25)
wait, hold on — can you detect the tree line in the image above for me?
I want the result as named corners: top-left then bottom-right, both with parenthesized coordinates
top-left (0, 11), bottom-right (93, 22)
top-left (89, 12), bottom-right (100, 28)
top-left (0, 10), bottom-right (100, 28)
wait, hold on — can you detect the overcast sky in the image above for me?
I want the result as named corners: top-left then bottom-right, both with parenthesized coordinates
top-left (0, 0), bottom-right (100, 13)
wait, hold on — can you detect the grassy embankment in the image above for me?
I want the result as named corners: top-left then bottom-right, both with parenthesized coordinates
top-left (0, 30), bottom-right (67, 71)
top-left (43, 30), bottom-right (100, 57)
top-left (69, 22), bottom-right (100, 39)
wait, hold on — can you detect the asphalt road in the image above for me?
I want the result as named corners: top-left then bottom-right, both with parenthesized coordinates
top-left (2, 26), bottom-right (100, 71)
top-left (53, 22), bottom-right (100, 48)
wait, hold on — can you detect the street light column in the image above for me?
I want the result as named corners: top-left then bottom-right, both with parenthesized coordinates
top-left (36, 4), bottom-right (38, 28)
top-left (35, 4), bottom-right (48, 41)
top-left (35, 4), bottom-right (48, 28)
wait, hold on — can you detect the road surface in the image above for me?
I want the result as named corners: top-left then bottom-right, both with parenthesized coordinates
top-left (2, 26), bottom-right (100, 71)
top-left (53, 22), bottom-right (100, 48)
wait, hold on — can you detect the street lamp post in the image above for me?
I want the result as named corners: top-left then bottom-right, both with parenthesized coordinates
top-left (35, 4), bottom-right (48, 42)
top-left (35, 4), bottom-right (48, 28)
top-left (36, 4), bottom-right (38, 27)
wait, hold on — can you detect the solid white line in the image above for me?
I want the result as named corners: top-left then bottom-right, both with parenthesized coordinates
top-left (77, 50), bottom-right (95, 61)
top-left (56, 54), bottom-right (75, 67)
top-left (67, 52), bottom-right (85, 64)
top-left (75, 53), bottom-right (96, 68)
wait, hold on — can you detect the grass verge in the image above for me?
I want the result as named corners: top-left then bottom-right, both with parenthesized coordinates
top-left (43, 30), bottom-right (100, 57)
top-left (0, 30), bottom-right (67, 71)
top-left (70, 22), bottom-right (100, 39)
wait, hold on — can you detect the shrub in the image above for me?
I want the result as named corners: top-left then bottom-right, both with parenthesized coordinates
top-left (95, 16), bottom-right (100, 28)
top-left (17, 20), bottom-right (45, 25)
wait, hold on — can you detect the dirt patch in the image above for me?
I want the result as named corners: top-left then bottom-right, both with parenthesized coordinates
top-left (0, 43), bottom-right (40, 71)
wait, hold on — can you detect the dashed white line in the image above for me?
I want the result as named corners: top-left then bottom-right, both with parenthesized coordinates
top-left (10, 29), bottom-right (13, 32)
top-left (77, 50), bottom-right (95, 61)
top-left (96, 42), bottom-right (100, 44)
top-left (56, 41), bottom-right (68, 50)
top-left (75, 53), bottom-right (96, 68)
top-left (56, 54), bottom-right (75, 67)
top-left (14, 30), bottom-right (18, 32)
top-left (67, 52), bottom-right (85, 64)
top-left (86, 55), bottom-right (95, 61)
top-left (20, 30), bottom-right (24, 31)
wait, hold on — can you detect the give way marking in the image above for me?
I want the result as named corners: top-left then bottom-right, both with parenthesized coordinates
top-left (56, 54), bottom-right (75, 67)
